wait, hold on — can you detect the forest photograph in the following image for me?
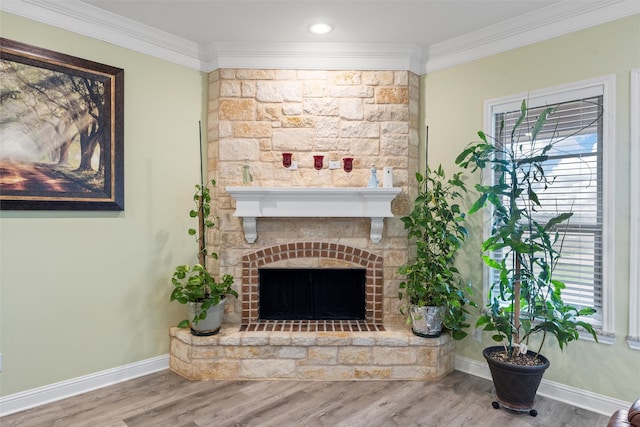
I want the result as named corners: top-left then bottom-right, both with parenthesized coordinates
top-left (0, 38), bottom-right (123, 210)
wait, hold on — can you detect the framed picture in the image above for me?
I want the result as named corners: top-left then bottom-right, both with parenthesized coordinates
top-left (0, 38), bottom-right (124, 210)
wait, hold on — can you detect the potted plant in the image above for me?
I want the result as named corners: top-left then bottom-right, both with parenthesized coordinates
top-left (397, 165), bottom-right (476, 340)
top-left (455, 100), bottom-right (598, 415)
top-left (170, 178), bottom-right (236, 336)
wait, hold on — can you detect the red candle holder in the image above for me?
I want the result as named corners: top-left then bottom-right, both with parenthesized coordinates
top-left (282, 152), bottom-right (293, 168)
top-left (313, 155), bottom-right (324, 170)
top-left (343, 157), bottom-right (354, 173)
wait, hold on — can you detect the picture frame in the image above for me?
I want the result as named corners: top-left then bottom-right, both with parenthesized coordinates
top-left (0, 38), bottom-right (124, 210)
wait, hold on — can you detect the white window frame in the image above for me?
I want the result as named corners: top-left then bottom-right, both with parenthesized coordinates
top-left (629, 68), bottom-right (640, 350)
top-left (482, 75), bottom-right (616, 341)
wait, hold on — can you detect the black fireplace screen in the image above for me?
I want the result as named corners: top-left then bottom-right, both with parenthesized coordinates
top-left (259, 268), bottom-right (366, 320)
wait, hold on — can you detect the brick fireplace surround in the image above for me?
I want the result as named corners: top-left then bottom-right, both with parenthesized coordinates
top-left (169, 68), bottom-right (456, 381)
top-left (241, 242), bottom-right (384, 331)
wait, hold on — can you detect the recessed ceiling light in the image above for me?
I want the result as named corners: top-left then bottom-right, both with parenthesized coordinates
top-left (308, 23), bottom-right (333, 35)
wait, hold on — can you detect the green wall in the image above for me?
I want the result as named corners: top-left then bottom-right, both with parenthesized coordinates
top-left (423, 15), bottom-right (640, 402)
top-left (0, 13), bottom-right (207, 395)
top-left (1, 10), bottom-right (638, 404)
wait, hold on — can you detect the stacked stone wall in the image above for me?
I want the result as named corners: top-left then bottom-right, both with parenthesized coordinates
top-left (207, 69), bottom-right (420, 326)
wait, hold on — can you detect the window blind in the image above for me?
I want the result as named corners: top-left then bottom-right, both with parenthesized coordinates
top-left (490, 96), bottom-right (603, 316)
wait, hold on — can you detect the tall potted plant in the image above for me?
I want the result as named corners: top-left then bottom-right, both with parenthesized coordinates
top-left (397, 165), bottom-right (476, 340)
top-left (455, 100), bottom-right (598, 415)
top-left (170, 179), bottom-right (236, 336)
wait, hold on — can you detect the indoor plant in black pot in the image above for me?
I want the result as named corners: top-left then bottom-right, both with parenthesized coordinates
top-left (397, 165), bottom-right (476, 340)
top-left (170, 179), bottom-right (236, 336)
top-left (455, 100), bottom-right (599, 415)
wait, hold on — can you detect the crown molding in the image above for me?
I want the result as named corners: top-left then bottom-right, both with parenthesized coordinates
top-left (2, 0), bottom-right (638, 74)
top-left (0, 0), bottom-right (206, 69)
top-left (206, 42), bottom-right (425, 74)
top-left (424, 0), bottom-right (640, 73)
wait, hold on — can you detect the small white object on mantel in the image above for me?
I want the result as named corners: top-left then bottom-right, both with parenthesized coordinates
top-left (226, 186), bottom-right (401, 243)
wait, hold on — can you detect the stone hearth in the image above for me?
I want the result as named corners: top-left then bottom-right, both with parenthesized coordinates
top-left (169, 325), bottom-right (454, 381)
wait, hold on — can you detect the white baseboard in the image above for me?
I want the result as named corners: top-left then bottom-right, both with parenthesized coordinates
top-left (0, 354), bottom-right (169, 417)
top-left (454, 354), bottom-right (632, 416)
top-left (1, 353), bottom-right (630, 418)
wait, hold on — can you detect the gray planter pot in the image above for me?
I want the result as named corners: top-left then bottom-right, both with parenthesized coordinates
top-left (410, 305), bottom-right (444, 337)
top-left (187, 296), bottom-right (226, 336)
top-left (483, 346), bottom-right (550, 416)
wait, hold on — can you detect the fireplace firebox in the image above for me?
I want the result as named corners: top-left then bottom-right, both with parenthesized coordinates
top-left (259, 268), bottom-right (366, 320)
top-left (240, 242), bottom-right (385, 332)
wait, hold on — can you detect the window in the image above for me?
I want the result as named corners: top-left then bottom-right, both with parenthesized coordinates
top-left (629, 68), bottom-right (640, 350)
top-left (483, 77), bottom-right (615, 336)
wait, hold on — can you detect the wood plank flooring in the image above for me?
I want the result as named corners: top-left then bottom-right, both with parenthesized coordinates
top-left (1, 369), bottom-right (610, 426)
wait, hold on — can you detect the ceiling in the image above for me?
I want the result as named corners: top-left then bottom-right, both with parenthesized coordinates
top-left (80, 0), bottom-right (559, 46)
top-left (2, 0), bottom-right (639, 73)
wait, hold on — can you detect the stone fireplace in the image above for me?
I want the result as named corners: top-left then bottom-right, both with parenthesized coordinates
top-left (209, 69), bottom-right (420, 327)
top-left (168, 68), bottom-right (456, 381)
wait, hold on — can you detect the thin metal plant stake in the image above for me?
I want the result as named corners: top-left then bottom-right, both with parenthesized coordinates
top-left (197, 120), bottom-right (206, 269)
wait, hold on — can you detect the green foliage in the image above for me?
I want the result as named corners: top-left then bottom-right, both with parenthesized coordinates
top-left (455, 100), bottom-right (599, 359)
top-left (170, 264), bottom-right (237, 327)
top-left (397, 165), bottom-right (477, 340)
top-left (170, 179), bottom-right (236, 327)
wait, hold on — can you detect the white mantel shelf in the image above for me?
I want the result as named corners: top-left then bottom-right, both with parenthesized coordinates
top-left (226, 186), bottom-right (402, 244)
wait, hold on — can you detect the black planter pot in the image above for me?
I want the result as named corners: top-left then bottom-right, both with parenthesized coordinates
top-left (483, 346), bottom-right (550, 415)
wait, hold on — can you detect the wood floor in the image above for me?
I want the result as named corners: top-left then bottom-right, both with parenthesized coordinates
top-left (1, 369), bottom-right (609, 427)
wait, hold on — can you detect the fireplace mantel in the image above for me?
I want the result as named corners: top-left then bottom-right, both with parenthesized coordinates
top-left (226, 186), bottom-right (401, 243)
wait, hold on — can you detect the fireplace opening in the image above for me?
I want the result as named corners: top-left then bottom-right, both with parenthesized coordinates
top-left (259, 268), bottom-right (366, 320)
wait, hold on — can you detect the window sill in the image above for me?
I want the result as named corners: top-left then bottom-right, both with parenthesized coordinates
top-left (579, 328), bottom-right (615, 345)
top-left (626, 336), bottom-right (640, 350)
